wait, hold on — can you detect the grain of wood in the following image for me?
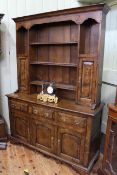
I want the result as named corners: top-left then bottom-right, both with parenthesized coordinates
top-left (0, 142), bottom-right (101, 175)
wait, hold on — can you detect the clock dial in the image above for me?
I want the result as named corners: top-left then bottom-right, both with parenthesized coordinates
top-left (47, 86), bottom-right (53, 94)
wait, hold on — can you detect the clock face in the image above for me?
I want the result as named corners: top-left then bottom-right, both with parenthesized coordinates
top-left (47, 86), bottom-right (54, 94)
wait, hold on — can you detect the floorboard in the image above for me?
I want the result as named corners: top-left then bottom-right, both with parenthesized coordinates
top-left (0, 142), bottom-right (101, 175)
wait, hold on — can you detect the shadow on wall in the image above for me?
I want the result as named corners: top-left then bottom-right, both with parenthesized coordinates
top-left (0, 22), bottom-right (7, 115)
top-left (101, 84), bottom-right (116, 133)
top-left (0, 15), bottom-right (17, 133)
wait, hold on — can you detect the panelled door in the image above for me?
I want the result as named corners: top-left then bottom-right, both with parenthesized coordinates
top-left (30, 120), bottom-right (55, 153)
top-left (11, 111), bottom-right (30, 143)
top-left (57, 127), bottom-right (85, 164)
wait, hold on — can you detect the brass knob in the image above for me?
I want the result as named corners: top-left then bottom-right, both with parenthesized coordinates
top-left (75, 122), bottom-right (80, 125)
top-left (33, 109), bottom-right (38, 114)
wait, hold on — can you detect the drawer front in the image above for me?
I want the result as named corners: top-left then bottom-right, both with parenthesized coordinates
top-left (10, 100), bottom-right (28, 113)
top-left (31, 106), bottom-right (54, 120)
top-left (55, 112), bottom-right (86, 128)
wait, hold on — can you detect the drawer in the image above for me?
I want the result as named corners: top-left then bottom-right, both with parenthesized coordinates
top-left (10, 100), bottom-right (28, 112)
top-left (31, 106), bottom-right (54, 120)
top-left (55, 112), bottom-right (86, 128)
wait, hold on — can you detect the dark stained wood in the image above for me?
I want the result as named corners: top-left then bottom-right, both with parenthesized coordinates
top-left (99, 104), bottom-right (117, 175)
top-left (17, 56), bottom-right (29, 93)
top-left (13, 4), bottom-right (109, 23)
top-left (13, 5), bottom-right (108, 105)
top-left (0, 116), bottom-right (7, 141)
top-left (7, 93), bottom-right (104, 174)
top-left (7, 4), bottom-right (109, 175)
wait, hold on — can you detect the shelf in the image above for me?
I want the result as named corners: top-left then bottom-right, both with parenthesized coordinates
top-left (30, 42), bottom-right (78, 46)
top-left (30, 81), bottom-right (75, 91)
top-left (30, 61), bottom-right (77, 67)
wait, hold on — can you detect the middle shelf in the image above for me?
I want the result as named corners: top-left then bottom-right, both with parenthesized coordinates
top-left (30, 81), bottom-right (76, 91)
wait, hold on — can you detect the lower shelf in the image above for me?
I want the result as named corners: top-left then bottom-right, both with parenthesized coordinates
top-left (30, 81), bottom-right (76, 91)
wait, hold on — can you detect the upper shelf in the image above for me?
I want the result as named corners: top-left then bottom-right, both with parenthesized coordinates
top-left (30, 42), bottom-right (78, 46)
top-left (30, 61), bottom-right (77, 67)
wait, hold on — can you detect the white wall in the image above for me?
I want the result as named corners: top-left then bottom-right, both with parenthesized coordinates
top-left (0, 0), bottom-right (117, 133)
top-left (101, 2), bottom-right (117, 133)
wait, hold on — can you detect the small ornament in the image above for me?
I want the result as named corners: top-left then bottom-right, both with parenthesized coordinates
top-left (37, 94), bottom-right (58, 104)
top-left (24, 169), bottom-right (29, 175)
top-left (37, 82), bottom-right (58, 104)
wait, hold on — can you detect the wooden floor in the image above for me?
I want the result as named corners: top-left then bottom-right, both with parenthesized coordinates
top-left (0, 142), bottom-right (101, 175)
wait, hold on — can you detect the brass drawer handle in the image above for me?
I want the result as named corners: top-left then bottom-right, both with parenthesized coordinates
top-left (75, 122), bottom-right (80, 125)
top-left (33, 109), bottom-right (38, 115)
top-left (75, 120), bottom-right (81, 125)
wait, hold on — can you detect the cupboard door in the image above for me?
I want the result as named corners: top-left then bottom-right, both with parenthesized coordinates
top-left (11, 112), bottom-right (29, 143)
top-left (77, 58), bottom-right (97, 107)
top-left (18, 56), bottom-right (29, 93)
top-left (30, 120), bottom-right (55, 153)
top-left (57, 128), bottom-right (85, 164)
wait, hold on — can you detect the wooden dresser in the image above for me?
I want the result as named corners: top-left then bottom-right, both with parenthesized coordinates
top-left (7, 4), bottom-right (109, 174)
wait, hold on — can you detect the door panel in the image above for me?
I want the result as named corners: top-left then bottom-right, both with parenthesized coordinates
top-left (18, 56), bottom-right (28, 93)
top-left (77, 57), bottom-right (97, 106)
top-left (11, 112), bottom-right (29, 143)
top-left (57, 128), bottom-right (85, 164)
top-left (30, 120), bottom-right (55, 153)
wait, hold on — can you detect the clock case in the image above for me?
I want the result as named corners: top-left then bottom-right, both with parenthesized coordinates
top-left (41, 82), bottom-right (56, 95)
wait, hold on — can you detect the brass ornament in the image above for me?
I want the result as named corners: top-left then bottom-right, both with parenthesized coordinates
top-left (37, 93), bottom-right (58, 104)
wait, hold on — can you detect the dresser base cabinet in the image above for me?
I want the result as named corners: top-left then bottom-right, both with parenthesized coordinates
top-left (8, 94), bottom-right (103, 174)
top-left (0, 117), bottom-right (7, 141)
